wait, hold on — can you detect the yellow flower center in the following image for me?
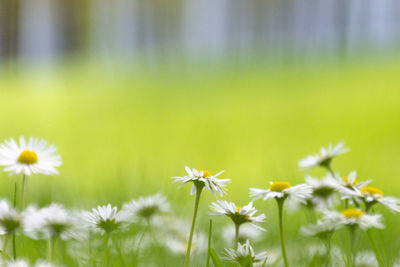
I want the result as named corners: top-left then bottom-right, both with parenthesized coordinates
top-left (18, 150), bottom-right (38, 165)
top-left (236, 206), bottom-right (241, 212)
top-left (341, 208), bottom-right (364, 219)
top-left (361, 186), bottom-right (383, 197)
top-left (269, 182), bottom-right (291, 192)
top-left (198, 170), bottom-right (212, 177)
top-left (342, 177), bottom-right (357, 186)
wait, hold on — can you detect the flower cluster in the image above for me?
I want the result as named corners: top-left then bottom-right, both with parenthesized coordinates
top-left (0, 136), bottom-right (398, 267)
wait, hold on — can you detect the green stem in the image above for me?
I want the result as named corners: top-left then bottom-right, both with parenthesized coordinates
top-left (47, 238), bottom-right (53, 262)
top-left (184, 186), bottom-right (203, 267)
top-left (206, 220), bottom-right (212, 267)
top-left (235, 224), bottom-right (240, 249)
top-left (347, 226), bottom-right (357, 267)
top-left (325, 164), bottom-right (335, 177)
top-left (324, 236), bottom-right (332, 267)
top-left (12, 181), bottom-right (18, 259)
top-left (277, 198), bottom-right (289, 267)
top-left (104, 233), bottom-right (110, 267)
top-left (367, 229), bottom-right (384, 267)
top-left (20, 175), bottom-right (27, 210)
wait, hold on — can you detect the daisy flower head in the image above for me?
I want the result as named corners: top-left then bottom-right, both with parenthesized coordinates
top-left (82, 204), bottom-right (126, 235)
top-left (250, 181), bottom-right (312, 204)
top-left (23, 203), bottom-right (82, 241)
top-left (120, 193), bottom-right (170, 224)
top-left (323, 208), bottom-right (384, 230)
top-left (358, 186), bottom-right (400, 213)
top-left (304, 175), bottom-right (340, 210)
top-left (0, 137), bottom-right (62, 176)
top-left (336, 171), bottom-right (372, 199)
top-left (0, 199), bottom-right (22, 235)
top-left (299, 142), bottom-right (349, 170)
top-left (223, 240), bottom-right (269, 267)
top-left (172, 166), bottom-right (230, 197)
top-left (210, 200), bottom-right (265, 231)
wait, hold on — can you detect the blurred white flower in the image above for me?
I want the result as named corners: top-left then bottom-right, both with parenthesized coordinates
top-left (323, 209), bottom-right (383, 230)
top-left (163, 218), bottom-right (206, 255)
top-left (222, 224), bottom-right (263, 244)
top-left (0, 137), bottom-right (62, 176)
top-left (355, 251), bottom-right (378, 267)
top-left (81, 204), bottom-right (127, 235)
top-left (356, 186), bottom-right (400, 213)
top-left (172, 166), bottom-right (230, 197)
top-left (0, 199), bottom-right (22, 235)
top-left (223, 240), bottom-right (269, 267)
top-left (210, 201), bottom-right (265, 231)
top-left (23, 204), bottom-right (82, 240)
top-left (300, 219), bottom-right (338, 239)
top-left (299, 142), bottom-right (349, 169)
top-left (6, 259), bottom-right (29, 267)
top-left (120, 193), bottom-right (170, 224)
top-left (250, 181), bottom-right (312, 204)
top-left (305, 175), bottom-right (340, 210)
top-left (335, 171), bottom-right (371, 199)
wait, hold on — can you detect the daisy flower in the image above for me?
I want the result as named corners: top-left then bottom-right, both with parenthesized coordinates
top-left (357, 186), bottom-right (400, 213)
top-left (250, 181), bottom-right (312, 267)
top-left (120, 193), bottom-right (170, 224)
top-left (335, 171), bottom-right (372, 199)
top-left (323, 208), bottom-right (383, 230)
top-left (298, 142), bottom-right (349, 171)
top-left (300, 219), bottom-right (338, 240)
top-left (0, 137), bottom-right (62, 176)
top-left (172, 166), bottom-right (230, 267)
top-left (23, 204), bottom-right (82, 241)
top-left (223, 240), bottom-right (269, 267)
top-left (250, 181), bottom-right (312, 204)
top-left (0, 199), bottom-right (22, 235)
top-left (304, 175), bottom-right (340, 210)
top-left (172, 166), bottom-right (230, 197)
top-left (210, 200), bottom-right (265, 248)
top-left (210, 201), bottom-right (265, 231)
top-left (82, 204), bottom-right (126, 235)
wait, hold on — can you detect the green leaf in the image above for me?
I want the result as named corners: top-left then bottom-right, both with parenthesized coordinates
top-left (210, 248), bottom-right (223, 267)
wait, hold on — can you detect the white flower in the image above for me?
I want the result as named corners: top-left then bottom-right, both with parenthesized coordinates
top-left (335, 171), bottom-right (371, 198)
top-left (250, 181), bottom-right (312, 204)
top-left (222, 224), bottom-right (263, 244)
top-left (6, 260), bottom-right (29, 267)
top-left (163, 218), bottom-right (207, 255)
top-left (0, 199), bottom-right (22, 235)
top-left (0, 137), bottom-right (62, 176)
top-left (323, 209), bottom-right (383, 230)
top-left (300, 219), bottom-right (338, 238)
top-left (34, 261), bottom-right (57, 267)
top-left (223, 240), bottom-right (269, 267)
top-left (120, 193), bottom-right (170, 223)
top-left (23, 204), bottom-right (82, 240)
top-left (356, 186), bottom-right (400, 213)
top-left (82, 204), bottom-right (126, 235)
top-left (299, 142), bottom-right (349, 169)
top-left (210, 201), bottom-right (265, 231)
top-left (172, 166), bottom-right (230, 197)
top-left (304, 175), bottom-right (340, 209)
top-left (355, 251), bottom-right (378, 267)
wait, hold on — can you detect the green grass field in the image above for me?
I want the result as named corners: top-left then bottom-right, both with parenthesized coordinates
top-left (1, 59), bottom-right (400, 266)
